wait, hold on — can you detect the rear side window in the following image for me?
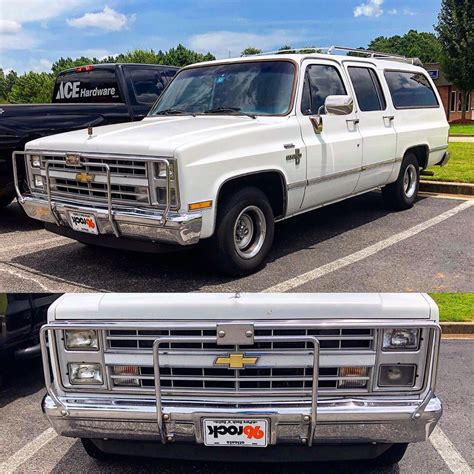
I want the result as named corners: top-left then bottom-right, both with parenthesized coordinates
top-left (348, 67), bottom-right (386, 111)
top-left (130, 68), bottom-right (177, 104)
top-left (301, 65), bottom-right (347, 115)
top-left (53, 68), bottom-right (122, 103)
top-left (384, 71), bottom-right (438, 108)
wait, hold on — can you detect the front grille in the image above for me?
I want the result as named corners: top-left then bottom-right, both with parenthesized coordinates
top-left (110, 365), bottom-right (370, 393)
top-left (38, 155), bottom-right (150, 206)
top-left (104, 326), bottom-right (375, 401)
top-left (107, 328), bottom-right (374, 351)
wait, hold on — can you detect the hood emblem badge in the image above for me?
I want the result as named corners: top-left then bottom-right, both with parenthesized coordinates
top-left (88, 126), bottom-right (94, 138)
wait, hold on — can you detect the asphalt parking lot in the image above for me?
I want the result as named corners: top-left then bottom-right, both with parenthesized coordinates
top-left (0, 192), bottom-right (473, 293)
top-left (0, 338), bottom-right (471, 473)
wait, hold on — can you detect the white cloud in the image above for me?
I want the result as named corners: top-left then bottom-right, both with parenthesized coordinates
top-left (403, 8), bottom-right (416, 15)
top-left (388, 8), bottom-right (398, 15)
top-left (66, 7), bottom-right (135, 32)
top-left (353, 0), bottom-right (384, 17)
top-left (0, 20), bottom-right (22, 34)
top-left (30, 58), bottom-right (53, 72)
top-left (1, 0), bottom-right (85, 23)
top-left (189, 30), bottom-right (312, 59)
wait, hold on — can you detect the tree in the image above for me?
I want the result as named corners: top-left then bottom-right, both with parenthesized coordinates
top-left (368, 30), bottom-right (443, 63)
top-left (7, 72), bottom-right (55, 103)
top-left (241, 47), bottom-right (262, 56)
top-left (435, 0), bottom-right (474, 121)
top-left (0, 69), bottom-right (18, 101)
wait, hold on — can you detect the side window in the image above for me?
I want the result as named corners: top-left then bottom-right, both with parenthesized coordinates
top-left (301, 64), bottom-right (346, 115)
top-left (348, 67), bottom-right (386, 111)
top-left (384, 71), bottom-right (439, 108)
top-left (130, 68), bottom-right (173, 105)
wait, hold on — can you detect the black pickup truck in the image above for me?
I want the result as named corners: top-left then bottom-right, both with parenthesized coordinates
top-left (0, 63), bottom-right (178, 208)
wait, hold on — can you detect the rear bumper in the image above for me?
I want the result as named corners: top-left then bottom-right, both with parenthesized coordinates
top-left (437, 151), bottom-right (450, 167)
top-left (19, 195), bottom-right (202, 246)
top-left (43, 394), bottom-right (442, 446)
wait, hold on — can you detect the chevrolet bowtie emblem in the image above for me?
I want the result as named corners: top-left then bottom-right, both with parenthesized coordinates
top-left (76, 172), bottom-right (94, 183)
top-left (214, 353), bottom-right (259, 369)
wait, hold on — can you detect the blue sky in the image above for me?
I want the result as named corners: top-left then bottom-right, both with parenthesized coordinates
top-left (1, 0), bottom-right (442, 73)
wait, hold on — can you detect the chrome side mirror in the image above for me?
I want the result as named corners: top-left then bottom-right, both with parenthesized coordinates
top-left (309, 105), bottom-right (325, 134)
top-left (325, 95), bottom-right (354, 115)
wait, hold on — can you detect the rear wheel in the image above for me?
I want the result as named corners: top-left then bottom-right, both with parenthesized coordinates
top-left (81, 438), bottom-right (112, 461)
top-left (374, 443), bottom-right (408, 466)
top-left (209, 187), bottom-right (274, 276)
top-left (382, 152), bottom-right (419, 210)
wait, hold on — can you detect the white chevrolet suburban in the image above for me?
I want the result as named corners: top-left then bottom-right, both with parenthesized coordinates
top-left (15, 48), bottom-right (449, 275)
top-left (40, 293), bottom-right (442, 465)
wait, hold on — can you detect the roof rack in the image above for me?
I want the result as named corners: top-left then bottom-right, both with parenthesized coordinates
top-left (251, 46), bottom-right (423, 66)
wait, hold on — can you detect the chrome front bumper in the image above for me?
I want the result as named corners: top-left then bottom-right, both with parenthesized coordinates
top-left (42, 394), bottom-right (442, 445)
top-left (19, 195), bottom-right (202, 246)
top-left (13, 151), bottom-right (202, 246)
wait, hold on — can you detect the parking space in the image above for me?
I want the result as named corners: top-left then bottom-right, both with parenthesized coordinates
top-left (1, 339), bottom-right (471, 473)
top-left (0, 192), bottom-right (472, 293)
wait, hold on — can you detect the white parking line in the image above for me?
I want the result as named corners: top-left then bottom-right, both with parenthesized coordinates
top-left (429, 426), bottom-right (473, 473)
top-left (0, 263), bottom-right (53, 291)
top-left (0, 428), bottom-right (57, 474)
top-left (264, 200), bottom-right (473, 292)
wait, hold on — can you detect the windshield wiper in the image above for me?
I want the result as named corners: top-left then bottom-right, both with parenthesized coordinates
top-left (204, 107), bottom-right (256, 119)
top-left (154, 108), bottom-right (196, 117)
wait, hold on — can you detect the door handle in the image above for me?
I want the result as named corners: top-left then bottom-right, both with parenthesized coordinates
top-left (346, 119), bottom-right (360, 125)
top-left (383, 115), bottom-right (395, 121)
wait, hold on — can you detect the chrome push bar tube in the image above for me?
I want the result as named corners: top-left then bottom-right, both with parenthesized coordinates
top-left (11, 151), bottom-right (173, 230)
top-left (153, 336), bottom-right (320, 446)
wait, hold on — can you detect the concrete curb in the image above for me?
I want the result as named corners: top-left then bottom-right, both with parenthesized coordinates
top-left (440, 322), bottom-right (474, 334)
top-left (449, 134), bottom-right (474, 138)
top-left (420, 180), bottom-right (474, 195)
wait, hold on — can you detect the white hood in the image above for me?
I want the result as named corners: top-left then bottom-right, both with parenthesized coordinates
top-left (49, 293), bottom-right (436, 321)
top-left (25, 115), bottom-right (279, 157)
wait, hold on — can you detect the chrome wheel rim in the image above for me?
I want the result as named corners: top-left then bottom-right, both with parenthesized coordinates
top-left (233, 206), bottom-right (267, 259)
top-left (403, 164), bottom-right (417, 198)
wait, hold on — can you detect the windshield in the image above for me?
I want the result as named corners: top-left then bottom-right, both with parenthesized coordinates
top-left (149, 60), bottom-right (296, 116)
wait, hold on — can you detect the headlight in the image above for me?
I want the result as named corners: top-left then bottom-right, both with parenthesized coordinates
top-left (382, 328), bottom-right (419, 351)
top-left (378, 364), bottom-right (416, 387)
top-left (156, 161), bottom-right (175, 179)
top-left (65, 330), bottom-right (99, 351)
top-left (30, 155), bottom-right (41, 168)
top-left (34, 175), bottom-right (44, 188)
top-left (68, 363), bottom-right (103, 385)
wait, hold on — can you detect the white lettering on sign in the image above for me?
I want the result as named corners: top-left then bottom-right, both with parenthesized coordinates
top-left (56, 82), bottom-right (116, 100)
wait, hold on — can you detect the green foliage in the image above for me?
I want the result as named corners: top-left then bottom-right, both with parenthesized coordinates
top-left (7, 72), bottom-right (55, 104)
top-left (426, 142), bottom-right (474, 183)
top-left (241, 47), bottom-right (263, 56)
top-left (435, 0), bottom-right (474, 120)
top-left (368, 29), bottom-right (443, 63)
top-left (0, 69), bottom-right (18, 101)
top-left (429, 293), bottom-right (474, 322)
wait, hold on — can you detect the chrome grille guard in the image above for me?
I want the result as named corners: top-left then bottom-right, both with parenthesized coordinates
top-left (39, 321), bottom-right (441, 447)
top-left (12, 150), bottom-right (174, 233)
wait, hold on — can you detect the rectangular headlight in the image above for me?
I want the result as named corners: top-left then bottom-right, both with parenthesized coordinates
top-left (382, 328), bottom-right (419, 351)
top-left (30, 155), bottom-right (41, 168)
top-left (65, 330), bottom-right (99, 351)
top-left (68, 363), bottom-right (103, 385)
top-left (156, 161), bottom-right (175, 179)
top-left (378, 364), bottom-right (416, 387)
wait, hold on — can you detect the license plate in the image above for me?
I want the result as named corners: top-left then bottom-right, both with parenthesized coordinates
top-left (203, 419), bottom-right (268, 447)
top-left (69, 212), bottom-right (98, 235)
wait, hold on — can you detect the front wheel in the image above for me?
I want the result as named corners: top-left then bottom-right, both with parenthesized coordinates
top-left (81, 438), bottom-right (112, 461)
top-left (382, 153), bottom-right (419, 211)
top-left (210, 187), bottom-right (274, 276)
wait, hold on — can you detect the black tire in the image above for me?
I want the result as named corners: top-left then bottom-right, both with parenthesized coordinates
top-left (210, 186), bottom-right (274, 276)
top-left (374, 443), bottom-right (409, 466)
top-left (81, 438), bottom-right (112, 461)
top-left (382, 152), bottom-right (419, 211)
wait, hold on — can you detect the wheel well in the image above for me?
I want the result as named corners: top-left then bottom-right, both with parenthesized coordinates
top-left (406, 145), bottom-right (429, 169)
top-left (217, 171), bottom-right (287, 219)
